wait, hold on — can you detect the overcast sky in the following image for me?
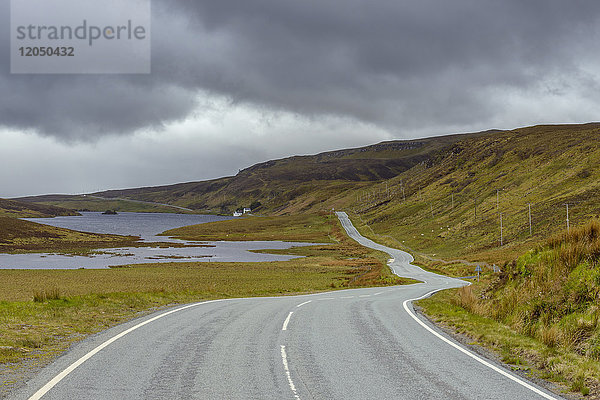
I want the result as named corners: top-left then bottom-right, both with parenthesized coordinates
top-left (2, 0), bottom-right (600, 197)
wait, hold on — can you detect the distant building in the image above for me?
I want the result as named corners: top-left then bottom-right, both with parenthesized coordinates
top-left (233, 211), bottom-right (243, 217)
top-left (243, 208), bottom-right (251, 214)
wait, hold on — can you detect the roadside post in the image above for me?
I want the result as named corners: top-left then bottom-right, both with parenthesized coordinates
top-left (475, 265), bottom-right (482, 282)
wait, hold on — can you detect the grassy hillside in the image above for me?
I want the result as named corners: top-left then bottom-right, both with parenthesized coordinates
top-left (0, 198), bottom-right (79, 218)
top-left (14, 195), bottom-right (192, 214)
top-left (0, 217), bottom-right (138, 253)
top-left (351, 123), bottom-right (600, 264)
top-left (16, 131), bottom-right (491, 215)
top-left (15, 123), bottom-right (600, 265)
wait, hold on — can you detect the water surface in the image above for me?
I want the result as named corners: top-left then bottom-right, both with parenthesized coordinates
top-left (0, 212), bottom-right (318, 269)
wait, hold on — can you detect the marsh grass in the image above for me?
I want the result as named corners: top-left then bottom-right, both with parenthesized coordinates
top-left (163, 214), bottom-right (333, 242)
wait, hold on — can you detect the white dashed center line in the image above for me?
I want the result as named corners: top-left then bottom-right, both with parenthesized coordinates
top-left (296, 300), bottom-right (312, 308)
top-left (282, 312), bottom-right (294, 331)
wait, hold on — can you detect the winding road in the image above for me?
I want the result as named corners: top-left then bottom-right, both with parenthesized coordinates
top-left (14, 212), bottom-right (562, 400)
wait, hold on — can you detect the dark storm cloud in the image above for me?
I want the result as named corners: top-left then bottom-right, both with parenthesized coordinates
top-left (1, 0), bottom-right (599, 140)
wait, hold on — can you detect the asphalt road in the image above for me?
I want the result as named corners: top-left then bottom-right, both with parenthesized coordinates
top-left (13, 212), bottom-right (563, 400)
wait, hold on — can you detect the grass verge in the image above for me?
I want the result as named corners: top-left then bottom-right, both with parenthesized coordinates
top-left (418, 288), bottom-right (597, 398)
top-left (415, 220), bottom-right (600, 398)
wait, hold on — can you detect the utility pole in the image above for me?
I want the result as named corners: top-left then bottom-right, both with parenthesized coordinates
top-left (402, 185), bottom-right (406, 202)
top-left (474, 197), bottom-right (477, 220)
top-left (500, 213), bottom-right (504, 246)
top-left (528, 203), bottom-right (532, 236)
top-left (565, 203), bottom-right (570, 233)
top-left (496, 189), bottom-right (501, 212)
top-left (431, 203), bottom-right (434, 218)
top-left (451, 193), bottom-right (454, 210)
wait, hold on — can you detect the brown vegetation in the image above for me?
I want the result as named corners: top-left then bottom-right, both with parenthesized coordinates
top-left (0, 198), bottom-right (79, 218)
top-left (0, 216), bottom-right (138, 253)
top-left (441, 219), bottom-right (600, 395)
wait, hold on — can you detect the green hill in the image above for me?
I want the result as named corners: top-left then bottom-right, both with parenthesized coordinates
top-left (15, 123), bottom-right (600, 265)
top-left (14, 194), bottom-right (193, 214)
top-left (16, 130), bottom-right (492, 214)
top-left (351, 123), bottom-right (600, 263)
top-left (0, 198), bottom-right (79, 218)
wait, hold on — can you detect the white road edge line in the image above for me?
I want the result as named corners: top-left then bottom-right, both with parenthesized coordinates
top-left (282, 312), bottom-right (294, 331)
top-left (280, 345), bottom-right (301, 400)
top-left (296, 300), bottom-right (312, 308)
top-left (402, 292), bottom-right (559, 400)
top-left (27, 299), bottom-right (225, 400)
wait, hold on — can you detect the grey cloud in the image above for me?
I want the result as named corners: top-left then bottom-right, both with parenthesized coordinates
top-left (159, 0), bottom-right (600, 126)
top-left (1, 0), bottom-right (600, 140)
top-left (1, 75), bottom-right (197, 140)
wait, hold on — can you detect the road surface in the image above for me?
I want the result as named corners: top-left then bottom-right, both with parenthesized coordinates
top-left (13, 212), bottom-right (562, 400)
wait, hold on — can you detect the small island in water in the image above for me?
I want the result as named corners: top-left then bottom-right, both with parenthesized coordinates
top-left (102, 210), bottom-right (118, 215)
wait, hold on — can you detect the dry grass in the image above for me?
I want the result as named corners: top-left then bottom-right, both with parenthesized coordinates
top-left (420, 219), bottom-right (600, 397)
top-left (419, 289), bottom-right (600, 398)
top-left (32, 288), bottom-right (62, 303)
top-left (163, 214), bottom-right (332, 242)
top-left (0, 257), bottom-right (389, 303)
